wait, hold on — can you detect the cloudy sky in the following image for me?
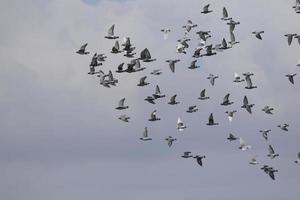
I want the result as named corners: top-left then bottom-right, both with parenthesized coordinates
top-left (1, 0), bottom-right (300, 199)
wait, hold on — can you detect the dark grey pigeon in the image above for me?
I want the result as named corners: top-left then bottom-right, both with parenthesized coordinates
top-left (259, 129), bottom-right (271, 141)
top-left (243, 73), bottom-right (257, 89)
top-left (221, 93), bottom-right (233, 106)
top-left (182, 151), bottom-right (193, 158)
top-left (144, 96), bottom-right (156, 104)
top-left (241, 96), bottom-right (254, 114)
top-left (139, 48), bottom-right (156, 62)
top-left (227, 133), bottom-right (238, 141)
top-left (262, 106), bottom-right (274, 114)
top-left (198, 89), bottom-right (210, 100)
top-left (186, 105), bottom-right (198, 113)
top-left (137, 76), bottom-right (149, 86)
top-left (207, 74), bottom-right (219, 86)
top-left (111, 40), bottom-right (122, 53)
top-left (221, 7), bottom-right (231, 20)
top-left (261, 165), bottom-right (278, 180)
top-left (76, 43), bottom-right (90, 55)
top-left (252, 31), bottom-right (264, 40)
top-left (166, 59), bottom-right (180, 73)
top-left (148, 110), bottom-right (160, 121)
top-left (168, 94), bottom-right (179, 105)
top-left (152, 85), bottom-right (165, 99)
top-left (115, 98), bottom-right (129, 110)
top-left (188, 60), bottom-right (200, 69)
top-left (165, 136), bottom-right (177, 147)
top-left (284, 33), bottom-right (297, 46)
top-left (193, 155), bottom-right (206, 166)
top-left (118, 115), bottom-right (130, 122)
top-left (201, 4), bottom-right (212, 14)
top-left (286, 73), bottom-right (297, 84)
top-left (116, 63), bottom-right (125, 73)
top-left (105, 24), bottom-right (119, 39)
top-left (278, 124), bottom-right (289, 131)
top-left (206, 113), bottom-right (218, 126)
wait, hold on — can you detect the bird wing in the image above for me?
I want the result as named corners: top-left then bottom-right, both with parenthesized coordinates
top-left (222, 38), bottom-right (228, 48)
top-left (169, 62), bottom-right (175, 72)
top-left (245, 76), bottom-right (253, 87)
top-left (223, 93), bottom-right (230, 103)
top-left (170, 94), bottom-right (177, 103)
top-left (139, 76), bottom-right (147, 84)
top-left (143, 127), bottom-right (148, 138)
top-left (190, 60), bottom-right (197, 68)
top-left (230, 30), bottom-right (236, 42)
top-left (223, 7), bottom-right (228, 18)
top-left (196, 157), bottom-right (203, 166)
top-left (200, 89), bottom-right (206, 97)
top-left (108, 24), bottom-right (115, 36)
top-left (203, 4), bottom-right (210, 12)
top-left (113, 40), bottom-right (120, 50)
top-left (268, 145), bottom-right (275, 154)
top-left (209, 113), bottom-right (214, 124)
top-left (298, 152), bottom-right (300, 159)
top-left (151, 110), bottom-right (157, 119)
top-left (118, 98), bottom-right (125, 107)
top-left (155, 85), bottom-right (161, 95)
top-left (240, 138), bottom-right (245, 146)
top-left (243, 96), bottom-right (249, 105)
top-left (80, 43), bottom-right (88, 51)
top-left (234, 72), bottom-right (239, 78)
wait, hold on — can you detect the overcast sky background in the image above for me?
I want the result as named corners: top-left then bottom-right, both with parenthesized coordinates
top-left (1, 0), bottom-right (300, 199)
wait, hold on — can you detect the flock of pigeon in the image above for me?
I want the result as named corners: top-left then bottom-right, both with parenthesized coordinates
top-left (75, 3), bottom-right (300, 181)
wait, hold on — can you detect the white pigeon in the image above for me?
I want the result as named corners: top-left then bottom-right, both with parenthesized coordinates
top-left (239, 138), bottom-right (251, 151)
top-left (177, 117), bottom-right (187, 131)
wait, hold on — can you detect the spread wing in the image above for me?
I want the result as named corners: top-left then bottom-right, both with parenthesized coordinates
top-left (268, 145), bottom-right (275, 154)
top-left (243, 96), bottom-right (249, 105)
top-left (170, 94), bottom-right (177, 103)
top-left (108, 24), bottom-right (115, 36)
top-left (223, 7), bottom-right (228, 18)
top-left (151, 110), bottom-right (157, 119)
top-left (139, 76), bottom-right (147, 84)
top-left (208, 113), bottom-right (214, 124)
top-left (155, 85), bottom-right (161, 94)
top-left (203, 4), bottom-right (210, 12)
top-left (143, 127), bottom-right (148, 138)
top-left (223, 93), bottom-right (230, 103)
top-left (200, 89), bottom-right (206, 97)
top-left (80, 43), bottom-right (88, 51)
top-left (118, 98), bottom-right (125, 107)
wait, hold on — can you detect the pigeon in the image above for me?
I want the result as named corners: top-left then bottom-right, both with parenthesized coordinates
top-left (116, 63), bottom-right (125, 73)
top-left (277, 124), bottom-right (289, 131)
top-left (206, 113), bottom-right (218, 126)
top-left (252, 31), bottom-right (264, 40)
top-left (76, 43), bottom-right (90, 55)
top-left (239, 138), bottom-right (251, 151)
top-left (207, 74), bottom-right (219, 86)
top-left (201, 45), bottom-right (216, 56)
top-left (233, 72), bottom-right (245, 82)
top-left (227, 133), bottom-right (238, 141)
top-left (161, 28), bottom-right (171, 40)
top-left (241, 96), bottom-right (254, 114)
top-left (177, 117), bottom-right (187, 131)
top-left (267, 145), bottom-right (279, 159)
top-left (221, 7), bottom-right (231, 20)
top-left (261, 165), bottom-right (278, 180)
top-left (140, 127), bottom-right (152, 141)
top-left (111, 40), bottom-right (122, 53)
top-left (186, 105), bottom-right (198, 113)
top-left (165, 136), bottom-right (177, 147)
top-left (137, 76), bottom-right (149, 86)
top-left (152, 85), bottom-right (166, 99)
top-left (182, 20), bottom-right (197, 34)
top-left (144, 96), bottom-right (156, 104)
top-left (104, 24), bottom-right (119, 39)
top-left (259, 129), bottom-right (271, 141)
top-left (286, 73), bottom-right (297, 84)
top-left (148, 110), bottom-right (160, 121)
top-left (243, 73), bottom-right (257, 89)
top-left (188, 60), bottom-right (200, 69)
top-left (182, 151), bottom-right (193, 158)
top-left (284, 34), bottom-right (297, 46)
top-left (115, 98), bottom-right (129, 110)
top-left (201, 4), bottom-right (212, 14)
top-left (221, 93), bottom-right (233, 106)
top-left (262, 106), bottom-right (274, 114)
top-left (166, 59), bottom-right (180, 73)
top-left (294, 152), bottom-right (300, 164)
top-left (198, 89), bottom-right (210, 100)
top-left (194, 155), bottom-right (206, 166)
top-left (118, 115), bottom-right (130, 122)
top-left (168, 94), bottom-right (179, 105)
top-left (139, 48), bottom-right (156, 62)
top-left (225, 110), bottom-right (237, 122)
top-left (150, 69), bottom-right (162, 75)
top-left (249, 156), bottom-right (259, 165)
